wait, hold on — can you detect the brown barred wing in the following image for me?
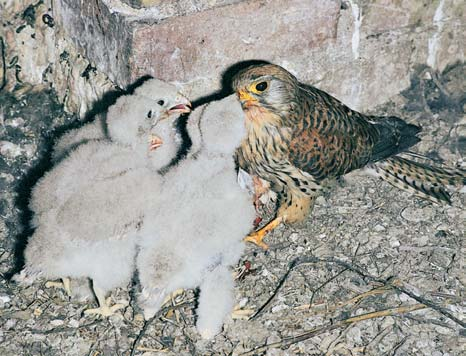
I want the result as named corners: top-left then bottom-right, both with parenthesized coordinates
top-left (288, 99), bottom-right (378, 181)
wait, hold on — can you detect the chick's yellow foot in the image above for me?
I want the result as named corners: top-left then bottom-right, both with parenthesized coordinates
top-left (45, 277), bottom-right (72, 297)
top-left (244, 216), bottom-right (284, 249)
top-left (84, 298), bottom-right (126, 317)
top-left (84, 284), bottom-right (127, 317)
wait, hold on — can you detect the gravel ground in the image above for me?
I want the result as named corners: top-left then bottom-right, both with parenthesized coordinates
top-left (0, 63), bottom-right (464, 356)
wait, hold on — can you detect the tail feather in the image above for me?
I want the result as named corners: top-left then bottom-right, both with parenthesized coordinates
top-left (369, 116), bottom-right (421, 163)
top-left (369, 156), bottom-right (465, 204)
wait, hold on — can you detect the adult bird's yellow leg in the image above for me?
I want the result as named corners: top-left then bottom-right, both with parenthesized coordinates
top-left (84, 285), bottom-right (126, 317)
top-left (244, 216), bottom-right (284, 250)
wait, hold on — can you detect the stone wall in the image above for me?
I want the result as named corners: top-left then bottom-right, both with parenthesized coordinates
top-left (0, 0), bottom-right (115, 116)
top-left (1, 0), bottom-right (464, 115)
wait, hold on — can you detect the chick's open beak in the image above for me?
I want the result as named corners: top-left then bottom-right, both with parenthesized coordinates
top-left (168, 98), bottom-right (192, 115)
top-left (149, 134), bottom-right (163, 151)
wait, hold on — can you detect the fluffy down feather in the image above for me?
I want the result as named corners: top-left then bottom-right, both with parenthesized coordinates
top-left (51, 116), bottom-right (106, 163)
top-left (16, 79), bottom-right (190, 315)
top-left (136, 95), bottom-right (255, 338)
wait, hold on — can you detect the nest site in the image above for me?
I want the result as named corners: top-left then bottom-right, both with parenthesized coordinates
top-left (0, 63), bottom-right (464, 355)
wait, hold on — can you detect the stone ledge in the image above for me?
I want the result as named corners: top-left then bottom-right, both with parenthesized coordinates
top-left (130, 0), bottom-right (339, 84)
top-left (52, 0), bottom-right (340, 92)
top-left (51, 0), bottom-right (465, 110)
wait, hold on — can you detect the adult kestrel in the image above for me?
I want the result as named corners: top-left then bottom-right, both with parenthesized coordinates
top-left (232, 63), bottom-right (465, 249)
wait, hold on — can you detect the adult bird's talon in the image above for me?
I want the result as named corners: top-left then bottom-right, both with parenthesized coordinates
top-left (244, 215), bottom-right (285, 249)
top-left (244, 233), bottom-right (269, 250)
top-left (244, 230), bottom-right (269, 250)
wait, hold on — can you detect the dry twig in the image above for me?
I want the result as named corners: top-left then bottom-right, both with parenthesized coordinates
top-left (129, 299), bottom-right (194, 356)
top-left (239, 303), bottom-right (426, 356)
top-left (251, 256), bottom-right (465, 328)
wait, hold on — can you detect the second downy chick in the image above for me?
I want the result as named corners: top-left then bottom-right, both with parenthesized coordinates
top-left (137, 95), bottom-right (256, 338)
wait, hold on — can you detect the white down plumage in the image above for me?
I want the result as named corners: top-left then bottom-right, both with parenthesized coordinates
top-left (136, 95), bottom-right (255, 338)
top-left (16, 79), bottom-right (191, 316)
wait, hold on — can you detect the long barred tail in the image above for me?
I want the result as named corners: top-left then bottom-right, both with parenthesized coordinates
top-left (368, 156), bottom-right (466, 204)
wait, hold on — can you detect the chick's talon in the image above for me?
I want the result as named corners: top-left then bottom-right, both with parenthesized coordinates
top-left (83, 302), bottom-right (126, 317)
top-left (84, 286), bottom-right (127, 317)
top-left (45, 277), bottom-right (72, 297)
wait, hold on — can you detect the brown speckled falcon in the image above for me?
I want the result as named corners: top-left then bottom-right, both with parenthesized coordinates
top-left (232, 63), bottom-right (465, 249)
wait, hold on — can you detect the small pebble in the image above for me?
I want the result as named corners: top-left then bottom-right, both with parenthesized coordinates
top-left (390, 239), bottom-right (400, 248)
top-left (434, 326), bottom-right (451, 335)
top-left (346, 326), bottom-right (362, 344)
top-left (238, 297), bottom-right (248, 308)
top-left (416, 235), bottom-right (429, 246)
top-left (261, 269), bottom-right (270, 277)
top-left (0, 141), bottom-right (23, 158)
top-left (315, 196), bottom-right (326, 204)
top-left (401, 206), bottom-right (434, 222)
top-left (5, 117), bottom-right (25, 127)
top-left (50, 319), bottom-right (64, 326)
top-left (434, 229), bottom-right (447, 238)
top-left (266, 349), bottom-right (285, 356)
top-left (5, 319), bottom-right (17, 330)
top-left (381, 316), bottom-right (394, 328)
top-left (373, 224), bottom-right (386, 232)
top-left (271, 304), bottom-right (287, 313)
top-left (266, 333), bottom-right (281, 344)
top-left (289, 232), bottom-right (299, 242)
top-left (68, 319), bottom-right (79, 328)
top-left (0, 295), bottom-right (11, 305)
top-left (23, 143), bottom-right (36, 158)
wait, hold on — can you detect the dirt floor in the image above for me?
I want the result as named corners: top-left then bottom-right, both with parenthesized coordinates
top-left (0, 63), bottom-right (464, 356)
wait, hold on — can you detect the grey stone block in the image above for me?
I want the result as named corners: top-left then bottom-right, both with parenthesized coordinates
top-left (51, 0), bottom-right (464, 110)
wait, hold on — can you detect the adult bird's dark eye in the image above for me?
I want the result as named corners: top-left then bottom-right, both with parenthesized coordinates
top-left (157, 100), bottom-right (165, 106)
top-left (147, 110), bottom-right (152, 118)
top-left (255, 82), bottom-right (268, 92)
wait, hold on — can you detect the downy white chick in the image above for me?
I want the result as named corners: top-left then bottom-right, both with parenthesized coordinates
top-left (136, 95), bottom-right (255, 338)
top-left (52, 79), bottom-right (188, 162)
top-left (51, 115), bottom-right (106, 163)
top-left (16, 79), bottom-right (191, 316)
top-left (29, 79), bottom-right (190, 228)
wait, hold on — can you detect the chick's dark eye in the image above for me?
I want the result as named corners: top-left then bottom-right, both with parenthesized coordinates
top-left (157, 100), bottom-right (165, 106)
top-left (147, 110), bottom-right (152, 118)
top-left (255, 81), bottom-right (268, 92)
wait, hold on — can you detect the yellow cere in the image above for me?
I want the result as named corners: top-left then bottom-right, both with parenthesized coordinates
top-left (238, 89), bottom-right (255, 102)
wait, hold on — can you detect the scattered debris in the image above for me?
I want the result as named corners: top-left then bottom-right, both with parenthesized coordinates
top-left (0, 61), bottom-right (464, 355)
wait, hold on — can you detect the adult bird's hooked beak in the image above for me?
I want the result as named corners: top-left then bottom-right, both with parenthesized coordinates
top-left (168, 97), bottom-right (192, 115)
top-left (237, 89), bottom-right (258, 109)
